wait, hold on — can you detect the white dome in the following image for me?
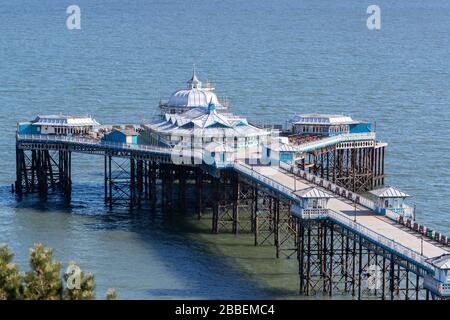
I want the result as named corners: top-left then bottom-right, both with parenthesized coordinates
top-left (168, 88), bottom-right (221, 108)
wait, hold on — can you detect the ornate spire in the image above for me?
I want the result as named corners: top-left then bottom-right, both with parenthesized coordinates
top-left (187, 64), bottom-right (202, 89)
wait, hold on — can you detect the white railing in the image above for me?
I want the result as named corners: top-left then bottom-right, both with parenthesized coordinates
top-left (17, 134), bottom-right (232, 167)
top-left (327, 209), bottom-right (434, 270)
top-left (292, 132), bottom-right (377, 152)
top-left (279, 161), bottom-right (376, 210)
top-left (18, 133), bottom-right (99, 144)
top-left (294, 136), bottom-right (341, 151)
top-left (17, 134), bottom-right (175, 155)
top-left (388, 206), bottom-right (415, 218)
top-left (423, 277), bottom-right (450, 296)
top-left (18, 133), bottom-right (164, 150)
top-left (233, 161), bottom-right (298, 201)
top-left (280, 161), bottom-right (416, 222)
top-left (17, 134), bottom-right (436, 271)
top-left (340, 132), bottom-right (376, 141)
top-left (300, 208), bottom-right (329, 219)
top-left (241, 160), bottom-right (434, 270)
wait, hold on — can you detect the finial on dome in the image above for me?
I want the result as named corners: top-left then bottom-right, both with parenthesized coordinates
top-left (187, 64), bottom-right (202, 89)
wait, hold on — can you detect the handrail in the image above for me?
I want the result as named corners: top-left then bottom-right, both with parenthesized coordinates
top-left (279, 161), bottom-right (374, 209)
top-left (327, 209), bottom-right (434, 270)
top-left (279, 161), bottom-right (410, 220)
top-left (16, 134), bottom-right (437, 272)
top-left (235, 159), bottom-right (434, 271)
top-left (291, 132), bottom-right (376, 152)
top-left (340, 132), bottom-right (376, 141)
top-left (299, 208), bottom-right (329, 219)
top-left (294, 135), bottom-right (341, 150)
top-left (17, 134), bottom-right (218, 165)
top-left (423, 277), bottom-right (450, 295)
top-left (233, 161), bottom-right (299, 202)
top-left (17, 134), bottom-right (174, 154)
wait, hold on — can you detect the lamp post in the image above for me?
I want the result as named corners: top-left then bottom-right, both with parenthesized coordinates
top-left (421, 237), bottom-right (424, 256)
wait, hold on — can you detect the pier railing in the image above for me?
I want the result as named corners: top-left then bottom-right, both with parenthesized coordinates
top-left (291, 132), bottom-right (376, 152)
top-left (16, 134), bottom-right (440, 275)
top-left (234, 160), bottom-right (434, 271)
top-left (298, 208), bottom-right (329, 220)
top-left (279, 161), bottom-right (375, 207)
top-left (233, 160), bottom-right (299, 202)
top-left (278, 161), bottom-right (411, 222)
top-left (17, 134), bottom-right (175, 155)
top-left (17, 134), bottom-right (224, 167)
top-left (423, 276), bottom-right (450, 296)
top-left (327, 209), bottom-right (434, 271)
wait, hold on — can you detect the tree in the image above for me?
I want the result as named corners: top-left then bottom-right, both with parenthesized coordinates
top-left (0, 245), bottom-right (23, 300)
top-left (63, 262), bottom-right (95, 300)
top-left (106, 288), bottom-right (117, 300)
top-left (0, 243), bottom-right (117, 300)
top-left (23, 244), bottom-right (62, 300)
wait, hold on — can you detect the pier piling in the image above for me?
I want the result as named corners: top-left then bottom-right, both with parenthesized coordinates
top-left (14, 135), bottom-right (449, 300)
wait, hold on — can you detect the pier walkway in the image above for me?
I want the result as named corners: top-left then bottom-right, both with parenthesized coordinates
top-left (290, 132), bottom-right (377, 152)
top-left (18, 133), bottom-right (449, 265)
top-left (16, 134), bottom-right (203, 162)
top-left (234, 161), bottom-right (447, 266)
top-left (15, 133), bottom-right (450, 299)
top-left (234, 160), bottom-right (450, 298)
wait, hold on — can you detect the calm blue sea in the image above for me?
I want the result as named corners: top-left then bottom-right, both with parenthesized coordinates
top-left (0, 0), bottom-right (449, 299)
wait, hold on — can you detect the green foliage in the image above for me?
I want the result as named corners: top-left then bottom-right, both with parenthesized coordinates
top-left (0, 244), bottom-right (23, 300)
top-left (63, 262), bottom-right (96, 300)
top-left (106, 288), bottom-right (117, 300)
top-left (23, 244), bottom-right (62, 300)
top-left (0, 243), bottom-right (116, 300)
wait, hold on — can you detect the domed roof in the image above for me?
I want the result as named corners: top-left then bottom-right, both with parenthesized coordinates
top-left (168, 88), bottom-right (221, 108)
top-left (167, 67), bottom-right (222, 109)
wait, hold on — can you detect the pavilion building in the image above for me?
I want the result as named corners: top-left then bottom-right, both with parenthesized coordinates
top-left (290, 114), bottom-right (372, 136)
top-left (17, 115), bottom-right (99, 135)
top-left (141, 100), bottom-right (272, 166)
top-left (158, 67), bottom-right (228, 115)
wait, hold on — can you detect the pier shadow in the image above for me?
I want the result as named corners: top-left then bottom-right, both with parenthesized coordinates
top-left (2, 183), bottom-right (302, 299)
top-left (339, 209), bottom-right (379, 217)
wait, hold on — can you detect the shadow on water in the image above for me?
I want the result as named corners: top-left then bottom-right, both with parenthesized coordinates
top-left (0, 183), bottom-right (301, 299)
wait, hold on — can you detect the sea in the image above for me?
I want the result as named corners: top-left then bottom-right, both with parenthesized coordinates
top-left (0, 0), bottom-right (449, 299)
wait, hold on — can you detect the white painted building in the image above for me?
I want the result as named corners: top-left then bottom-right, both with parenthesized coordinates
top-left (290, 114), bottom-right (371, 136)
top-left (142, 102), bottom-right (271, 151)
top-left (159, 67), bottom-right (228, 115)
top-left (18, 115), bottom-right (100, 135)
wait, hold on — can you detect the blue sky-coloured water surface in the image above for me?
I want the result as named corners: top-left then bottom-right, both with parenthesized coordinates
top-left (0, 0), bottom-right (449, 298)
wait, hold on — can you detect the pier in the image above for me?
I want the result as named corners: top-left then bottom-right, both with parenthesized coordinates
top-left (14, 132), bottom-right (450, 300)
top-left (13, 71), bottom-right (450, 300)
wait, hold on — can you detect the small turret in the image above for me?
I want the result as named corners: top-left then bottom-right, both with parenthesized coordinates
top-left (187, 65), bottom-right (202, 89)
